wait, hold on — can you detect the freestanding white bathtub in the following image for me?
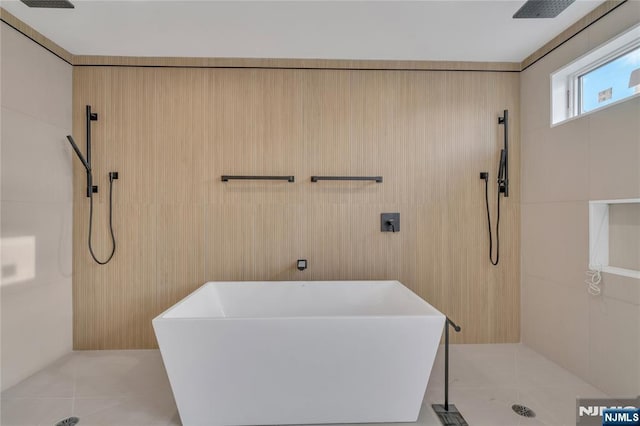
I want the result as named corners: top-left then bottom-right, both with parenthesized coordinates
top-left (153, 280), bottom-right (445, 426)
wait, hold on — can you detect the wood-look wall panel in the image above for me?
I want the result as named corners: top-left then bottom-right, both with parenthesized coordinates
top-left (74, 66), bottom-right (520, 348)
top-left (73, 202), bottom-right (156, 349)
top-left (349, 72), bottom-right (403, 206)
top-left (303, 71), bottom-right (352, 199)
top-left (73, 67), bottom-right (158, 206)
top-left (155, 204), bottom-right (205, 314)
top-left (252, 204), bottom-right (308, 281)
top-left (205, 204), bottom-right (258, 281)
top-left (155, 69), bottom-right (208, 205)
top-left (207, 69), bottom-right (305, 205)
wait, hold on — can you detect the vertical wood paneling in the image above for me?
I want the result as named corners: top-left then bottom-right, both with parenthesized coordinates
top-left (73, 66), bottom-right (520, 348)
top-left (155, 204), bottom-right (205, 314)
top-left (155, 68), bottom-right (208, 205)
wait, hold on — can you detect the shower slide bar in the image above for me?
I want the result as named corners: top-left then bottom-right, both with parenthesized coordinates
top-left (497, 109), bottom-right (509, 198)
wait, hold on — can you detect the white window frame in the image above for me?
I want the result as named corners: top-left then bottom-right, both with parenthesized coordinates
top-left (550, 23), bottom-right (640, 126)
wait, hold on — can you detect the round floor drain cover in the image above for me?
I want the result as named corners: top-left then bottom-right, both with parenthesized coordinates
top-left (512, 404), bottom-right (536, 418)
top-left (55, 417), bottom-right (79, 426)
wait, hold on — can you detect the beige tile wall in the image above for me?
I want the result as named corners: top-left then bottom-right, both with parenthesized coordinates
top-left (0, 23), bottom-right (73, 390)
top-left (520, 1), bottom-right (640, 396)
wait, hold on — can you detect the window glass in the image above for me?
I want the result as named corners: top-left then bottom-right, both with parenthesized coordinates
top-left (580, 47), bottom-right (640, 113)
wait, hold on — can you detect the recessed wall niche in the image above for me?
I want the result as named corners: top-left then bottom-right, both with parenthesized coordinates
top-left (589, 199), bottom-right (640, 279)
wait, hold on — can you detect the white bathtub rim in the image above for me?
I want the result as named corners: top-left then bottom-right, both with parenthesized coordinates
top-left (152, 280), bottom-right (444, 322)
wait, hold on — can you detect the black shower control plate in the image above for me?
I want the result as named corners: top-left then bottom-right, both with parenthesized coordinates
top-left (381, 213), bottom-right (400, 232)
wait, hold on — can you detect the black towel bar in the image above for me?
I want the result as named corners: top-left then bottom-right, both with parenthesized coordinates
top-left (221, 175), bottom-right (295, 182)
top-left (310, 176), bottom-right (382, 183)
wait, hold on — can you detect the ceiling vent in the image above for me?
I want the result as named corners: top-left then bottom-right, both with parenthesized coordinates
top-left (513, 0), bottom-right (575, 18)
top-left (20, 0), bottom-right (74, 8)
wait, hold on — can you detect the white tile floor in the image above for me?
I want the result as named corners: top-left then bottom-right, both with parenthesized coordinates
top-left (1, 344), bottom-right (607, 426)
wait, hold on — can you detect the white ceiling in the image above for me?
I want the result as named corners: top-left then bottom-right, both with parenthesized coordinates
top-left (0, 0), bottom-right (606, 62)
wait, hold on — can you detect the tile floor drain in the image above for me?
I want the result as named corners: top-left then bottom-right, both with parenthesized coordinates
top-left (512, 404), bottom-right (536, 418)
top-left (55, 417), bottom-right (79, 426)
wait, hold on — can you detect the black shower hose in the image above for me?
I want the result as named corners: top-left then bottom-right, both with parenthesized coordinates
top-left (88, 174), bottom-right (116, 265)
top-left (484, 176), bottom-right (500, 266)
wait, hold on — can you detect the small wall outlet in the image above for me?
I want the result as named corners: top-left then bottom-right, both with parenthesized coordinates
top-left (381, 213), bottom-right (400, 232)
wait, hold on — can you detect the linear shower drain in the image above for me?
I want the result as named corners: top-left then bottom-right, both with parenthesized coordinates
top-left (512, 404), bottom-right (536, 418)
top-left (55, 416), bottom-right (79, 426)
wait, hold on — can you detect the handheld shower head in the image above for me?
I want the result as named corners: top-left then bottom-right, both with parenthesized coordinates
top-left (66, 135), bottom-right (91, 173)
top-left (498, 149), bottom-right (506, 182)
